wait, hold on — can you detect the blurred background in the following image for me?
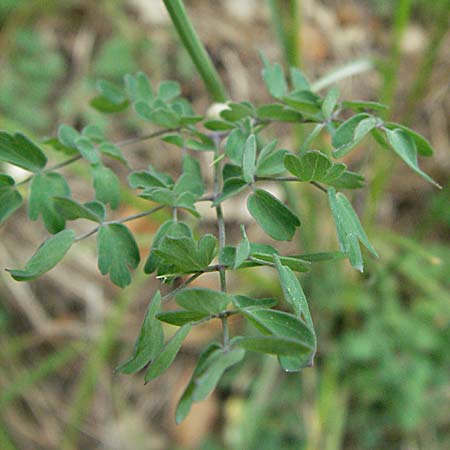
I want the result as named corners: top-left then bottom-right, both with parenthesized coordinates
top-left (0, 0), bottom-right (449, 449)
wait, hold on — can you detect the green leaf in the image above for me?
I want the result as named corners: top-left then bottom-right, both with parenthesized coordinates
top-left (321, 86), bottom-right (340, 118)
top-left (321, 163), bottom-right (347, 184)
top-left (384, 122), bottom-right (434, 157)
top-left (256, 140), bottom-right (288, 176)
top-left (98, 142), bottom-right (128, 166)
top-left (284, 151), bottom-right (332, 182)
top-left (385, 129), bottom-right (440, 188)
top-left (97, 223), bottom-right (140, 287)
top-left (274, 255), bottom-right (314, 325)
top-left (282, 90), bottom-right (321, 114)
top-left (234, 225), bottom-right (250, 268)
top-left (144, 220), bottom-right (192, 274)
top-left (204, 120), bottom-right (235, 131)
top-left (75, 137), bottom-right (100, 163)
top-left (157, 80), bottom-right (181, 101)
top-left (7, 230), bottom-right (75, 281)
top-left (129, 166), bottom-right (173, 190)
top-left (219, 246), bottom-right (236, 267)
top-left (90, 96), bottom-right (129, 113)
top-left (233, 336), bottom-right (310, 355)
top-left (176, 343), bottom-right (221, 424)
top-left (331, 113), bottom-right (370, 158)
top-left (248, 253), bottom-right (311, 272)
top-left (124, 72), bottom-right (154, 102)
top-left (144, 324), bottom-right (191, 382)
top-left (295, 251), bottom-right (346, 262)
top-left (175, 288), bottom-right (231, 315)
top-left (0, 131), bottom-right (47, 172)
top-left (156, 310), bottom-right (209, 326)
top-left (173, 154), bottom-right (205, 197)
top-left (0, 175), bottom-right (22, 224)
top-left (326, 170), bottom-right (365, 189)
top-left (96, 79), bottom-right (126, 104)
top-left (91, 163), bottom-right (121, 209)
top-left (273, 258), bottom-right (316, 373)
top-left (53, 196), bottom-right (102, 223)
top-left (242, 134), bottom-right (257, 183)
top-left (261, 56), bottom-right (287, 99)
top-left (191, 347), bottom-right (245, 401)
top-left (220, 102), bottom-right (254, 121)
top-left (256, 104), bottom-right (303, 122)
top-left (28, 172), bottom-right (70, 234)
top-left (212, 177), bottom-right (247, 206)
top-left (241, 309), bottom-right (315, 349)
top-left (155, 234), bottom-right (216, 273)
top-left (327, 187), bottom-right (378, 272)
top-left (134, 102), bottom-right (180, 127)
top-left (224, 128), bottom-right (248, 165)
top-left (353, 116), bottom-right (378, 142)
top-left (57, 124), bottom-right (80, 149)
top-left (342, 100), bottom-right (389, 112)
top-left (84, 201), bottom-right (106, 221)
top-left (232, 295), bottom-right (277, 310)
top-left (290, 68), bottom-right (311, 91)
top-left (82, 125), bottom-right (106, 143)
top-left (247, 189), bottom-right (300, 241)
top-left (115, 291), bottom-right (164, 374)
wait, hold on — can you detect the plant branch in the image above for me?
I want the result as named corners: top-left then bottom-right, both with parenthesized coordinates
top-left (255, 176), bottom-right (328, 193)
top-left (161, 272), bottom-right (203, 303)
top-left (74, 205), bottom-right (165, 242)
top-left (16, 127), bottom-right (178, 187)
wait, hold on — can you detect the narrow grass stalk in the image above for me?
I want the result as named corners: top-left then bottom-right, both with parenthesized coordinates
top-left (379, 0), bottom-right (413, 115)
top-left (60, 272), bottom-right (147, 450)
top-left (162, 0), bottom-right (227, 102)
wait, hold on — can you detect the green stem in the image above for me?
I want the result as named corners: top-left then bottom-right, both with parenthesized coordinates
top-left (266, 0), bottom-right (302, 68)
top-left (212, 135), bottom-right (229, 346)
top-left (380, 0), bottom-right (413, 116)
top-left (15, 127), bottom-right (178, 187)
top-left (74, 205), bottom-right (166, 241)
top-left (163, 0), bottom-right (227, 102)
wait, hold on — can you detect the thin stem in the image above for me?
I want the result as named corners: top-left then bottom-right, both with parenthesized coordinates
top-left (161, 272), bottom-right (203, 303)
top-left (15, 127), bottom-right (178, 187)
top-left (75, 205), bottom-right (165, 242)
top-left (162, 0), bottom-right (227, 102)
top-left (212, 134), bottom-right (229, 346)
top-left (255, 176), bottom-right (328, 193)
top-left (190, 309), bottom-right (239, 327)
